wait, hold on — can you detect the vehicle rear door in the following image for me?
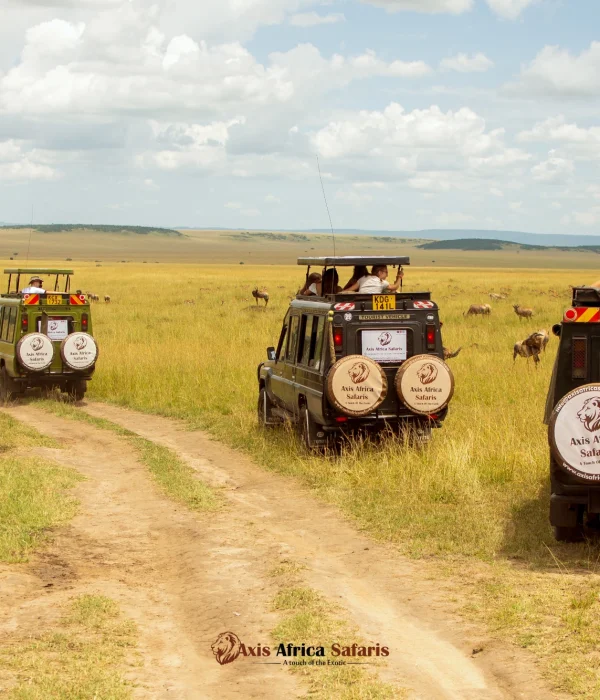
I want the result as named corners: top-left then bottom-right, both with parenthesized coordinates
top-left (295, 313), bottom-right (326, 421)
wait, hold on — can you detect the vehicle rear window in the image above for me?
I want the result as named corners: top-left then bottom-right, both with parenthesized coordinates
top-left (5, 308), bottom-right (16, 343)
top-left (286, 316), bottom-right (300, 362)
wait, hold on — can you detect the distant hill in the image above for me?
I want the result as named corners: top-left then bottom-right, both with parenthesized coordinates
top-left (418, 238), bottom-right (542, 251)
top-left (0, 224), bottom-right (183, 237)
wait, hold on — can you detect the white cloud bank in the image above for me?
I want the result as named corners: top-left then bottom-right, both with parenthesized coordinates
top-left (440, 52), bottom-right (494, 72)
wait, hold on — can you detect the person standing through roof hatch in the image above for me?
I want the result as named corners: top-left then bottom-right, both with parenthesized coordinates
top-left (341, 265), bottom-right (403, 294)
top-left (21, 276), bottom-right (46, 294)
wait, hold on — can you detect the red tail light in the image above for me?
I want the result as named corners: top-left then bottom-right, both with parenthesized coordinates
top-left (573, 337), bottom-right (587, 379)
top-left (82, 313), bottom-right (88, 332)
top-left (335, 416), bottom-right (348, 423)
top-left (21, 315), bottom-right (28, 332)
top-left (333, 327), bottom-right (343, 348)
top-left (426, 324), bottom-right (436, 350)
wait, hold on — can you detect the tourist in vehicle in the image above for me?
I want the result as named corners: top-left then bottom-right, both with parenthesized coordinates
top-left (299, 272), bottom-right (322, 295)
top-left (341, 265), bottom-right (403, 294)
top-left (306, 268), bottom-right (341, 296)
top-left (21, 276), bottom-right (46, 294)
top-left (342, 265), bottom-right (369, 291)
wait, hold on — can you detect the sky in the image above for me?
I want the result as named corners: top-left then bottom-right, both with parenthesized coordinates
top-left (0, 0), bottom-right (599, 234)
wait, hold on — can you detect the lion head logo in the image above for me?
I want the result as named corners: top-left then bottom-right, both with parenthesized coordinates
top-left (417, 363), bottom-right (438, 385)
top-left (74, 336), bottom-right (87, 351)
top-left (577, 397), bottom-right (600, 433)
top-left (30, 337), bottom-right (44, 352)
top-left (211, 632), bottom-right (242, 665)
top-left (378, 332), bottom-right (392, 347)
top-left (348, 361), bottom-right (370, 384)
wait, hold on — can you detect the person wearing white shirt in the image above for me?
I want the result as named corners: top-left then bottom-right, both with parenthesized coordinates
top-left (21, 276), bottom-right (46, 294)
top-left (341, 265), bottom-right (403, 294)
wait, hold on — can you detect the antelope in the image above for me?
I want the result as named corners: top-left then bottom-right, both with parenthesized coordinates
top-left (464, 304), bottom-right (491, 316)
top-left (104, 295), bottom-right (111, 303)
top-left (443, 346), bottom-right (462, 360)
top-left (513, 330), bottom-right (549, 366)
top-left (252, 288), bottom-right (269, 306)
top-left (183, 299), bottom-right (195, 305)
top-left (513, 304), bottom-right (534, 320)
top-left (489, 293), bottom-right (506, 301)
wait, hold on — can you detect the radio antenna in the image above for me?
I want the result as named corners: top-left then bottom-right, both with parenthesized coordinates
top-left (317, 154), bottom-right (336, 259)
top-left (25, 204), bottom-right (34, 266)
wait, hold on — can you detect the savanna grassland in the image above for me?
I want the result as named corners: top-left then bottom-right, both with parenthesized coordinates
top-left (5, 253), bottom-right (600, 696)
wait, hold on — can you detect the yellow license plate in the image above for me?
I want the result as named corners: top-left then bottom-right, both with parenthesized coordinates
top-left (373, 295), bottom-right (396, 311)
top-left (46, 294), bottom-right (63, 306)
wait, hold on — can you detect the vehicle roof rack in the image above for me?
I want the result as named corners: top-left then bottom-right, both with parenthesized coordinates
top-left (297, 256), bottom-right (410, 267)
top-left (3, 268), bottom-right (74, 275)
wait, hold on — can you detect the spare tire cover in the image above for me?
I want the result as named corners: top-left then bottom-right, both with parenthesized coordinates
top-left (16, 333), bottom-right (54, 372)
top-left (326, 354), bottom-right (388, 417)
top-left (395, 354), bottom-right (454, 415)
top-left (60, 333), bottom-right (99, 371)
top-left (549, 384), bottom-right (600, 481)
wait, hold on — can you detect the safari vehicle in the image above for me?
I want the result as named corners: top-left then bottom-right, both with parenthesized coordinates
top-left (545, 286), bottom-right (600, 541)
top-left (257, 256), bottom-right (455, 450)
top-left (0, 269), bottom-right (98, 401)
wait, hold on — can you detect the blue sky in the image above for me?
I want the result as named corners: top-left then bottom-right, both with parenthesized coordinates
top-left (0, 0), bottom-right (599, 235)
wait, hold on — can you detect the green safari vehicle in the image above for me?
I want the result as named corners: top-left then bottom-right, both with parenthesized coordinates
top-left (0, 269), bottom-right (99, 401)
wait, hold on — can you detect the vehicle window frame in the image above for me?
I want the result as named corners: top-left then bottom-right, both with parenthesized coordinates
top-left (297, 314), bottom-right (310, 365)
top-left (308, 315), bottom-right (325, 371)
top-left (285, 315), bottom-right (300, 364)
top-left (275, 311), bottom-right (290, 361)
top-left (0, 307), bottom-right (5, 341)
top-left (6, 308), bottom-right (17, 343)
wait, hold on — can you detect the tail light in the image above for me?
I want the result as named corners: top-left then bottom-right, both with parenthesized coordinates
top-left (426, 324), bottom-right (436, 350)
top-left (572, 337), bottom-right (587, 379)
top-left (335, 416), bottom-right (348, 423)
top-left (21, 316), bottom-right (28, 333)
top-left (333, 327), bottom-right (343, 349)
top-left (81, 313), bottom-right (88, 332)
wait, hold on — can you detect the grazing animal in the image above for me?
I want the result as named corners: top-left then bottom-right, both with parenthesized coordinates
top-left (252, 288), bottom-right (269, 306)
top-left (513, 304), bottom-right (534, 320)
top-left (443, 346), bottom-right (462, 360)
top-left (464, 304), bottom-right (491, 316)
top-left (183, 299), bottom-right (195, 305)
top-left (489, 293), bottom-right (507, 301)
top-left (513, 330), bottom-right (549, 366)
top-left (104, 295), bottom-right (111, 303)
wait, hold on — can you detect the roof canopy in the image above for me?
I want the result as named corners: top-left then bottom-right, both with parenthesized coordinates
top-left (4, 269), bottom-right (74, 275)
top-left (297, 256), bottom-right (410, 267)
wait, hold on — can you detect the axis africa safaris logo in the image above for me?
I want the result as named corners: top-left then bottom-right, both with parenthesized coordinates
top-left (75, 335), bottom-right (88, 351)
top-left (378, 332), bottom-right (392, 347)
top-left (577, 397), bottom-right (600, 433)
top-left (31, 337), bottom-right (44, 352)
top-left (417, 362), bottom-right (438, 386)
top-left (348, 361), bottom-right (370, 384)
top-left (211, 632), bottom-right (389, 667)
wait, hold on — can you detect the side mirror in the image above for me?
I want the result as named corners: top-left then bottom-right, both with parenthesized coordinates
top-left (552, 324), bottom-right (561, 337)
top-left (267, 346), bottom-right (276, 361)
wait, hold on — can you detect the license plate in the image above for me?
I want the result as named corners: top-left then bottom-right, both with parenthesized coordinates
top-left (46, 294), bottom-right (63, 306)
top-left (373, 295), bottom-right (396, 311)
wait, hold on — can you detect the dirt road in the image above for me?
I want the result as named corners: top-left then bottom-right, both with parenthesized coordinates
top-left (0, 402), bottom-right (559, 699)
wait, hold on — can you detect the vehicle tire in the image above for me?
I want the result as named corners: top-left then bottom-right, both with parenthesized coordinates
top-left (258, 387), bottom-right (276, 427)
top-left (66, 380), bottom-right (87, 402)
top-left (0, 367), bottom-right (19, 402)
top-left (553, 525), bottom-right (583, 542)
top-left (299, 405), bottom-right (325, 453)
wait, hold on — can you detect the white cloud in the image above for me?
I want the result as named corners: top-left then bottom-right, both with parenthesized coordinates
top-left (434, 212), bottom-right (476, 226)
top-left (361, 0), bottom-right (473, 14)
top-left (509, 201), bottom-right (523, 211)
top-left (506, 41), bottom-right (600, 97)
top-left (518, 116), bottom-right (600, 159)
top-left (0, 139), bottom-right (58, 180)
top-left (531, 151), bottom-right (574, 183)
top-left (484, 0), bottom-right (540, 19)
top-left (573, 208), bottom-right (600, 228)
top-left (225, 201), bottom-right (242, 209)
top-left (290, 12), bottom-right (345, 27)
top-left (265, 194), bottom-right (280, 203)
top-left (242, 208), bottom-right (261, 216)
top-left (440, 52), bottom-right (493, 73)
top-left (490, 187), bottom-right (504, 197)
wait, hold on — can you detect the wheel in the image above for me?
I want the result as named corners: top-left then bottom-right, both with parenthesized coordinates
top-left (0, 367), bottom-right (22, 402)
top-left (257, 387), bottom-right (276, 427)
top-left (66, 379), bottom-right (87, 402)
top-left (553, 526), bottom-right (584, 542)
top-left (299, 405), bottom-right (327, 453)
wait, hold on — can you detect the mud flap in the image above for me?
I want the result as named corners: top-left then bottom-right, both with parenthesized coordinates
top-left (550, 495), bottom-right (578, 527)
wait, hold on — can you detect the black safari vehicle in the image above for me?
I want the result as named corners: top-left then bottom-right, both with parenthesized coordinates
top-left (0, 269), bottom-right (98, 401)
top-left (257, 256), bottom-right (455, 450)
top-left (545, 286), bottom-right (600, 541)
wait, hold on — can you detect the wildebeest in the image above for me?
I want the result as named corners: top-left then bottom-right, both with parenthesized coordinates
top-left (252, 288), bottom-right (269, 306)
top-left (464, 304), bottom-right (491, 316)
top-left (513, 304), bottom-right (534, 320)
top-left (443, 346), bottom-right (462, 360)
top-left (104, 295), bottom-right (111, 303)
